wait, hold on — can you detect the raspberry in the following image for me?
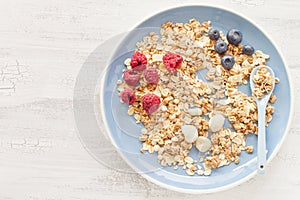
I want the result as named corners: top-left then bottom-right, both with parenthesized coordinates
top-left (130, 51), bottom-right (147, 71)
top-left (123, 69), bottom-right (140, 86)
top-left (162, 52), bottom-right (183, 72)
top-left (120, 88), bottom-right (136, 105)
top-left (144, 68), bottom-right (159, 84)
top-left (142, 94), bottom-right (161, 114)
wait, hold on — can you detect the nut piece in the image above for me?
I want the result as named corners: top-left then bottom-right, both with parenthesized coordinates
top-left (195, 136), bottom-right (212, 152)
top-left (152, 54), bottom-right (164, 62)
top-left (181, 125), bottom-right (198, 143)
top-left (188, 107), bottom-right (202, 116)
top-left (209, 114), bottom-right (225, 132)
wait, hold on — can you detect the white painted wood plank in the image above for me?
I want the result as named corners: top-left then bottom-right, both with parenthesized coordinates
top-left (0, 0), bottom-right (299, 199)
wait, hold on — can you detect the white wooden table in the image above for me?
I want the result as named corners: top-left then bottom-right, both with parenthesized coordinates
top-left (1, 0), bottom-right (299, 199)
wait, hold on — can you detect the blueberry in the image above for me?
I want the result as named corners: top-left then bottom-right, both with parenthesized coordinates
top-left (221, 55), bottom-right (235, 70)
top-left (214, 40), bottom-right (228, 54)
top-left (208, 28), bottom-right (220, 40)
top-left (242, 44), bottom-right (255, 55)
top-left (227, 29), bottom-right (243, 46)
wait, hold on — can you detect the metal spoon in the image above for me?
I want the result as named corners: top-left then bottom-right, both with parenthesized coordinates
top-left (250, 66), bottom-right (275, 174)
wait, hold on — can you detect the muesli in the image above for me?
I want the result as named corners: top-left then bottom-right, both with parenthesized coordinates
top-left (117, 19), bottom-right (278, 176)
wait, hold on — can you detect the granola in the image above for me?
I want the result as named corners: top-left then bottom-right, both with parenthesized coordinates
top-left (252, 66), bottom-right (275, 98)
top-left (116, 19), bottom-right (278, 176)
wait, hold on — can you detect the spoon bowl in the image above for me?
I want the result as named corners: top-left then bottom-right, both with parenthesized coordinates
top-left (250, 66), bottom-right (276, 174)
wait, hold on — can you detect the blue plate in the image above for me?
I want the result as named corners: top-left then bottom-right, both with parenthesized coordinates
top-left (100, 5), bottom-right (293, 193)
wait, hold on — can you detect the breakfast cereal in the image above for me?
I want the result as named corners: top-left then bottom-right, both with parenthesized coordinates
top-left (116, 19), bottom-right (278, 176)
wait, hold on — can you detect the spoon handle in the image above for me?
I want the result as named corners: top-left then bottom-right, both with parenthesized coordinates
top-left (257, 102), bottom-right (267, 174)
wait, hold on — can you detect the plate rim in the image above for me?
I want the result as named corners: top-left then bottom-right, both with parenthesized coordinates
top-left (99, 3), bottom-right (294, 194)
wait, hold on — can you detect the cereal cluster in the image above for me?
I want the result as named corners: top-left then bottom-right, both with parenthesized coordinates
top-left (252, 66), bottom-right (275, 98)
top-left (117, 19), bottom-right (279, 176)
